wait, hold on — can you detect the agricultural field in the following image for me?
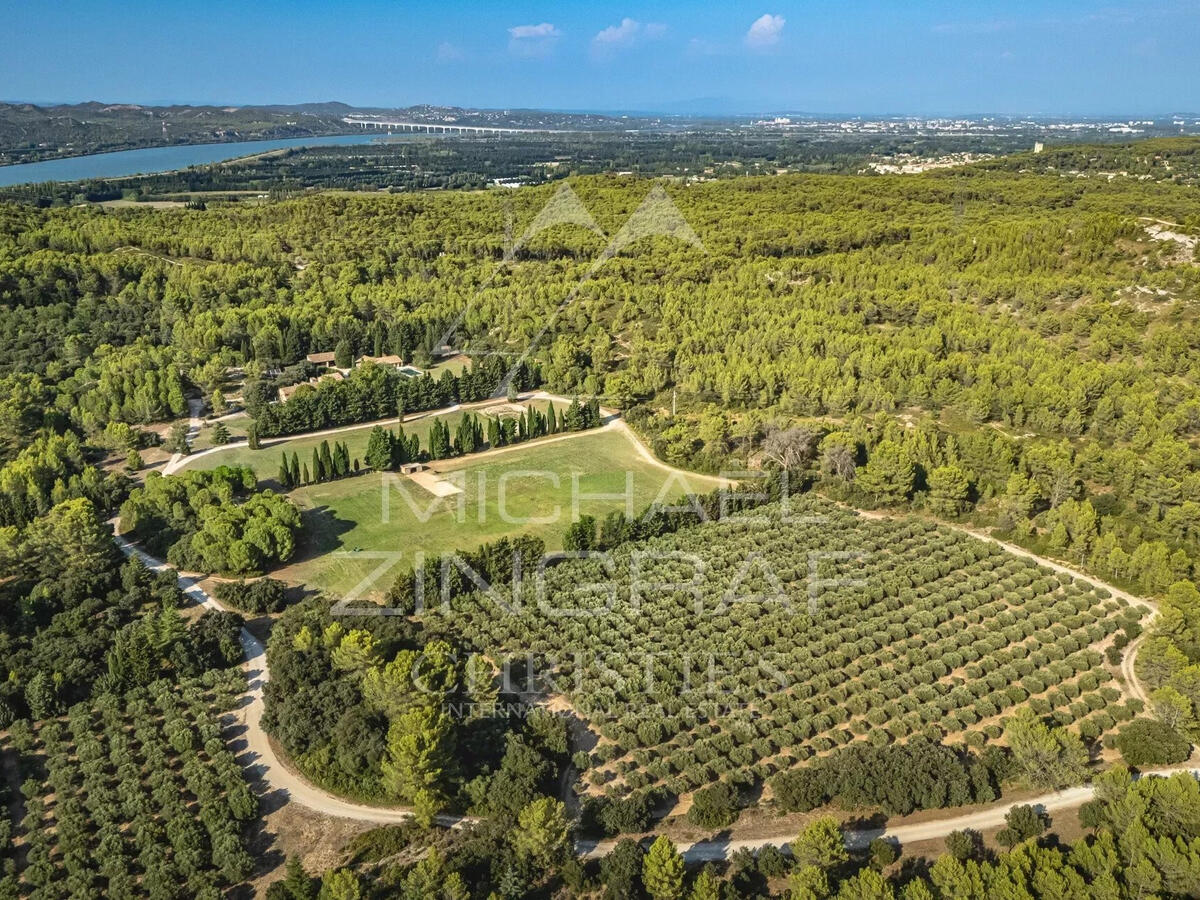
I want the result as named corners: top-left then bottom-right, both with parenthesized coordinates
top-left (434, 496), bottom-right (1149, 805)
top-left (1, 672), bottom-right (256, 897)
top-left (272, 424), bottom-right (726, 597)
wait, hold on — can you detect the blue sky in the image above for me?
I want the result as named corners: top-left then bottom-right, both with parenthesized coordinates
top-left (3, 1), bottom-right (1198, 114)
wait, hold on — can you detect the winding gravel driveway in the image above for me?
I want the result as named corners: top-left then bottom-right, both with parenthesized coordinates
top-left (115, 426), bottom-right (1171, 855)
top-left (112, 527), bottom-right (465, 826)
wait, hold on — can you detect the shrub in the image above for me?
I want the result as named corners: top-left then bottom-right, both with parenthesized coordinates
top-left (945, 829), bottom-right (982, 861)
top-left (869, 837), bottom-right (899, 870)
top-left (1114, 719), bottom-right (1192, 768)
top-left (687, 781), bottom-right (742, 829)
top-left (213, 578), bottom-right (289, 614)
top-left (770, 768), bottom-right (827, 813)
top-left (996, 804), bottom-right (1048, 849)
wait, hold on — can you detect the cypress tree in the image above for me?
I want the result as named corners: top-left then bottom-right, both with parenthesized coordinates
top-left (393, 427), bottom-right (410, 466)
top-left (320, 440), bottom-right (333, 479)
top-left (565, 399), bottom-right (583, 431)
top-left (366, 426), bottom-right (392, 470)
top-left (429, 419), bottom-right (450, 459)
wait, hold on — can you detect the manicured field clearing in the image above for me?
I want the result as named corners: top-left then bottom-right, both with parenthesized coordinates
top-left (273, 426), bottom-right (726, 597)
top-left (181, 400), bottom-right (565, 481)
top-left (433, 497), bottom-right (1149, 803)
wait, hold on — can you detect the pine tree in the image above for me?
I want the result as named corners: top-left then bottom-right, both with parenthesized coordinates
top-left (791, 817), bottom-right (848, 870)
top-left (279, 856), bottom-right (315, 899)
top-left (380, 706), bottom-right (454, 815)
top-left (643, 835), bottom-right (685, 900)
top-left (856, 440), bottom-right (915, 505)
top-left (311, 448), bottom-right (321, 483)
top-left (290, 452), bottom-right (301, 486)
top-left (153, 603), bottom-right (186, 651)
top-left (511, 798), bottom-right (570, 867)
top-left (278, 453), bottom-right (291, 488)
top-left (688, 869), bottom-right (721, 900)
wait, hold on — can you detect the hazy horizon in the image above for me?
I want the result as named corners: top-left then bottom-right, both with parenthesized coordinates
top-left (4, 1), bottom-right (1198, 116)
top-left (4, 97), bottom-right (1199, 121)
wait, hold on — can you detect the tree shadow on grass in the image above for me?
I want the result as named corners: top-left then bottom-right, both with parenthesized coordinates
top-left (286, 504), bottom-right (357, 567)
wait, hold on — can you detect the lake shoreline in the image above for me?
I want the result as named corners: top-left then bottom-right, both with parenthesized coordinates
top-left (0, 133), bottom-right (350, 169)
top-left (0, 132), bottom-right (407, 187)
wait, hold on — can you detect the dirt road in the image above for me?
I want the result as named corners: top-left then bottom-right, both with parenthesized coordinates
top-left (163, 397), bottom-right (205, 475)
top-left (579, 766), bottom-right (1200, 861)
top-left (111, 528), bottom-right (469, 827)
top-left (124, 426), bottom-right (1169, 856)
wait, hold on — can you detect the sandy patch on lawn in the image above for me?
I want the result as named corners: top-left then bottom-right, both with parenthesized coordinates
top-left (408, 470), bottom-right (464, 497)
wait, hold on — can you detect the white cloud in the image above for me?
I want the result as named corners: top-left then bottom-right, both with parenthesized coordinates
top-left (509, 23), bottom-right (560, 40)
top-left (745, 13), bottom-right (785, 49)
top-left (508, 22), bottom-right (561, 58)
top-left (595, 17), bottom-right (641, 45)
top-left (592, 18), bottom-right (667, 55)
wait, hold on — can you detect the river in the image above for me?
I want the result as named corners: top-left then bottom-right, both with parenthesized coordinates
top-left (0, 134), bottom-right (398, 187)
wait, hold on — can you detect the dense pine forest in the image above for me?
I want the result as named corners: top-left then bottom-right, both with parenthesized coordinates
top-left (3, 142), bottom-right (1200, 896)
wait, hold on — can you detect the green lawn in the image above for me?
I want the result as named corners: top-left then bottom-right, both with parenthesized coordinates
top-left (180, 400), bottom-right (565, 481)
top-left (269, 426), bottom-right (725, 599)
top-left (426, 354), bottom-right (473, 378)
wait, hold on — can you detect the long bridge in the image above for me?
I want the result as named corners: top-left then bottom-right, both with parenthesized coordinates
top-left (342, 116), bottom-right (575, 135)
